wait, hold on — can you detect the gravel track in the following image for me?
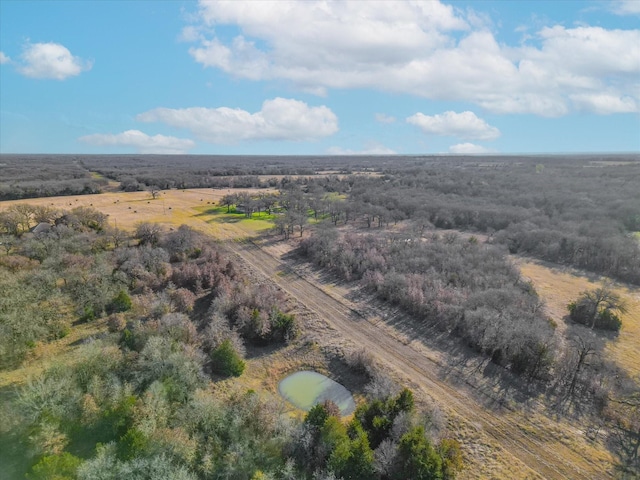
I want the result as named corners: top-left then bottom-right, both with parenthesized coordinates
top-left (221, 237), bottom-right (606, 480)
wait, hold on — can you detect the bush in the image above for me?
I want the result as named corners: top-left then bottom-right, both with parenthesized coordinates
top-left (210, 339), bottom-right (246, 377)
top-left (107, 313), bottom-right (127, 333)
top-left (107, 290), bottom-right (132, 314)
top-left (570, 302), bottom-right (623, 331)
top-left (568, 291), bottom-right (624, 332)
top-left (270, 309), bottom-right (298, 342)
top-left (596, 308), bottom-right (622, 331)
top-left (27, 452), bottom-right (82, 480)
top-left (395, 426), bottom-right (443, 480)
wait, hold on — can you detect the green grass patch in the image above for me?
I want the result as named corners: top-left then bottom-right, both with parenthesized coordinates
top-left (89, 171), bottom-right (110, 181)
top-left (193, 205), bottom-right (276, 232)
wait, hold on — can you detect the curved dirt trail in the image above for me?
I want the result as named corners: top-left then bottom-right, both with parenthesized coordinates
top-left (213, 234), bottom-right (609, 480)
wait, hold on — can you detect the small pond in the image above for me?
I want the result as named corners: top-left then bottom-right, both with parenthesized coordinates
top-left (278, 371), bottom-right (356, 415)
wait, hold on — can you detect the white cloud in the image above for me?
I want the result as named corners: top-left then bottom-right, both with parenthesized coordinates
top-left (78, 130), bottom-right (195, 154)
top-left (327, 143), bottom-right (396, 155)
top-left (570, 93), bottom-right (638, 114)
top-left (448, 143), bottom-right (494, 154)
top-left (375, 113), bottom-right (396, 124)
top-left (0, 52), bottom-right (10, 64)
top-left (183, 1), bottom-right (640, 116)
top-left (137, 97), bottom-right (338, 144)
top-left (407, 111), bottom-right (500, 140)
top-left (611, 0), bottom-right (640, 15)
top-left (17, 42), bottom-right (92, 80)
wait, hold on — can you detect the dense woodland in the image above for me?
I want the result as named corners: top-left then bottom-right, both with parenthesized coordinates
top-left (0, 205), bottom-right (460, 479)
top-left (0, 156), bottom-right (104, 200)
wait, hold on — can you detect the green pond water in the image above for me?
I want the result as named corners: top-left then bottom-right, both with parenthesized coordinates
top-left (278, 371), bottom-right (356, 415)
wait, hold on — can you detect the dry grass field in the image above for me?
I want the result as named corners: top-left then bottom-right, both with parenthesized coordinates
top-left (518, 259), bottom-right (640, 379)
top-left (0, 187), bottom-right (275, 234)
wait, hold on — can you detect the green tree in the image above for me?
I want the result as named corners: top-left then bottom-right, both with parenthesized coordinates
top-left (210, 339), bottom-right (246, 377)
top-left (395, 426), bottom-right (443, 480)
top-left (328, 422), bottom-right (375, 480)
top-left (27, 452), bottom-right (82, 480)
top-left (107, 290), bottom-right (132, 314)
top-left (355, 388), bottom-right (415, 449)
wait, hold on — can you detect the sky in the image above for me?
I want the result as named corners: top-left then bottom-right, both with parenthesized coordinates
top-left (0, 0), bottom-right (639, 156)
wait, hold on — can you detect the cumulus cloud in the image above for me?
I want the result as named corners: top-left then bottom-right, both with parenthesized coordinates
top-left (327, 142), bottom-right (396, 155)
top-left (375, 113), bottom-right (396, 124)
top-left (0, 52), bottom-right (10, 64)
top-left (17, 42), bottom-right (92, 80)
top-left (448, 143), bottom-right (495, 154)
top-left (183, 1), bottom-right (640, 116)
top-left (78, 130), bottom-right (195, 154)
top-left (137, 97), bottom-right (338, 144)
top-left (407, 111), bottom-right (500, 140)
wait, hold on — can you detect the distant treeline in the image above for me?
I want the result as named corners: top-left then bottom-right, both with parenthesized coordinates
top-left (0, 155), bottom-right (104, 200)
top-left (81, 154), bottom-right (369, 191)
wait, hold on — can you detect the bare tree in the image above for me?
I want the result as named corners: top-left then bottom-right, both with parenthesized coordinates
top-left (566, 334), bottom-right (598, 399)
top-left (148, 185), bottom-right (161, 200)
top-left (135, 222), bottom-right (164, 247)
top-left (568, 284), bottom-right (627, 330)
top-left (608, 391), bottom-right (640, 477)
top-left (9, 204), bottom-right (35, 233)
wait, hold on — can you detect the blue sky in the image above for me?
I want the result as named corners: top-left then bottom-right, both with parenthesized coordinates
top-left (1, 0), bottom-right (639, 155)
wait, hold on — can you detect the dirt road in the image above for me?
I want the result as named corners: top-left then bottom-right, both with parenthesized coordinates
top-left (220, 236), bottom-right (612, 480)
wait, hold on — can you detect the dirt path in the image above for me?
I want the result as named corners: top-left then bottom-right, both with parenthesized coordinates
top-left (214, 235), bottom-right (610, 480)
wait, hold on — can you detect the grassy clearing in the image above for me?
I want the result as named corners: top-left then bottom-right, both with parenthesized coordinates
top-left (0, 319), bottom-right (108, 390)
top-left (518, 259), bottom-right (640, 378)
top-left (193, 205), bottom-right (276, 233)
top-left (0, 188), bottom-right (276, 232)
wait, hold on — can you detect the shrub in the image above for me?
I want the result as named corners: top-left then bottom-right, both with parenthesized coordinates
top-left (210, 339), bottom-right (246, 377)
top-left (568, 286), bottom-right (625, 332)
top-left (107, 290), bottom-right (132, 314)
top-left (107, 313), bottom-right (127, 333)
top-left (347, 348), bottom-right (376, 376)
top-left (439, 438), bottom-right (463, 479)
top-left (27, 452), bottom-right (82, 480)
top-left (269, 309), bottom-right (298, 342)
top-left (116, 427), bottom-right (148, 460)
top-left (395, 426), bottom-right (443, 480)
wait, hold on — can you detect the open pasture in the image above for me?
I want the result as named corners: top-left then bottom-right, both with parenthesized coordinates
top-left (0, 187), bottom-right (276, 235)
top-left (518, 259), bottom-right (640, 378)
